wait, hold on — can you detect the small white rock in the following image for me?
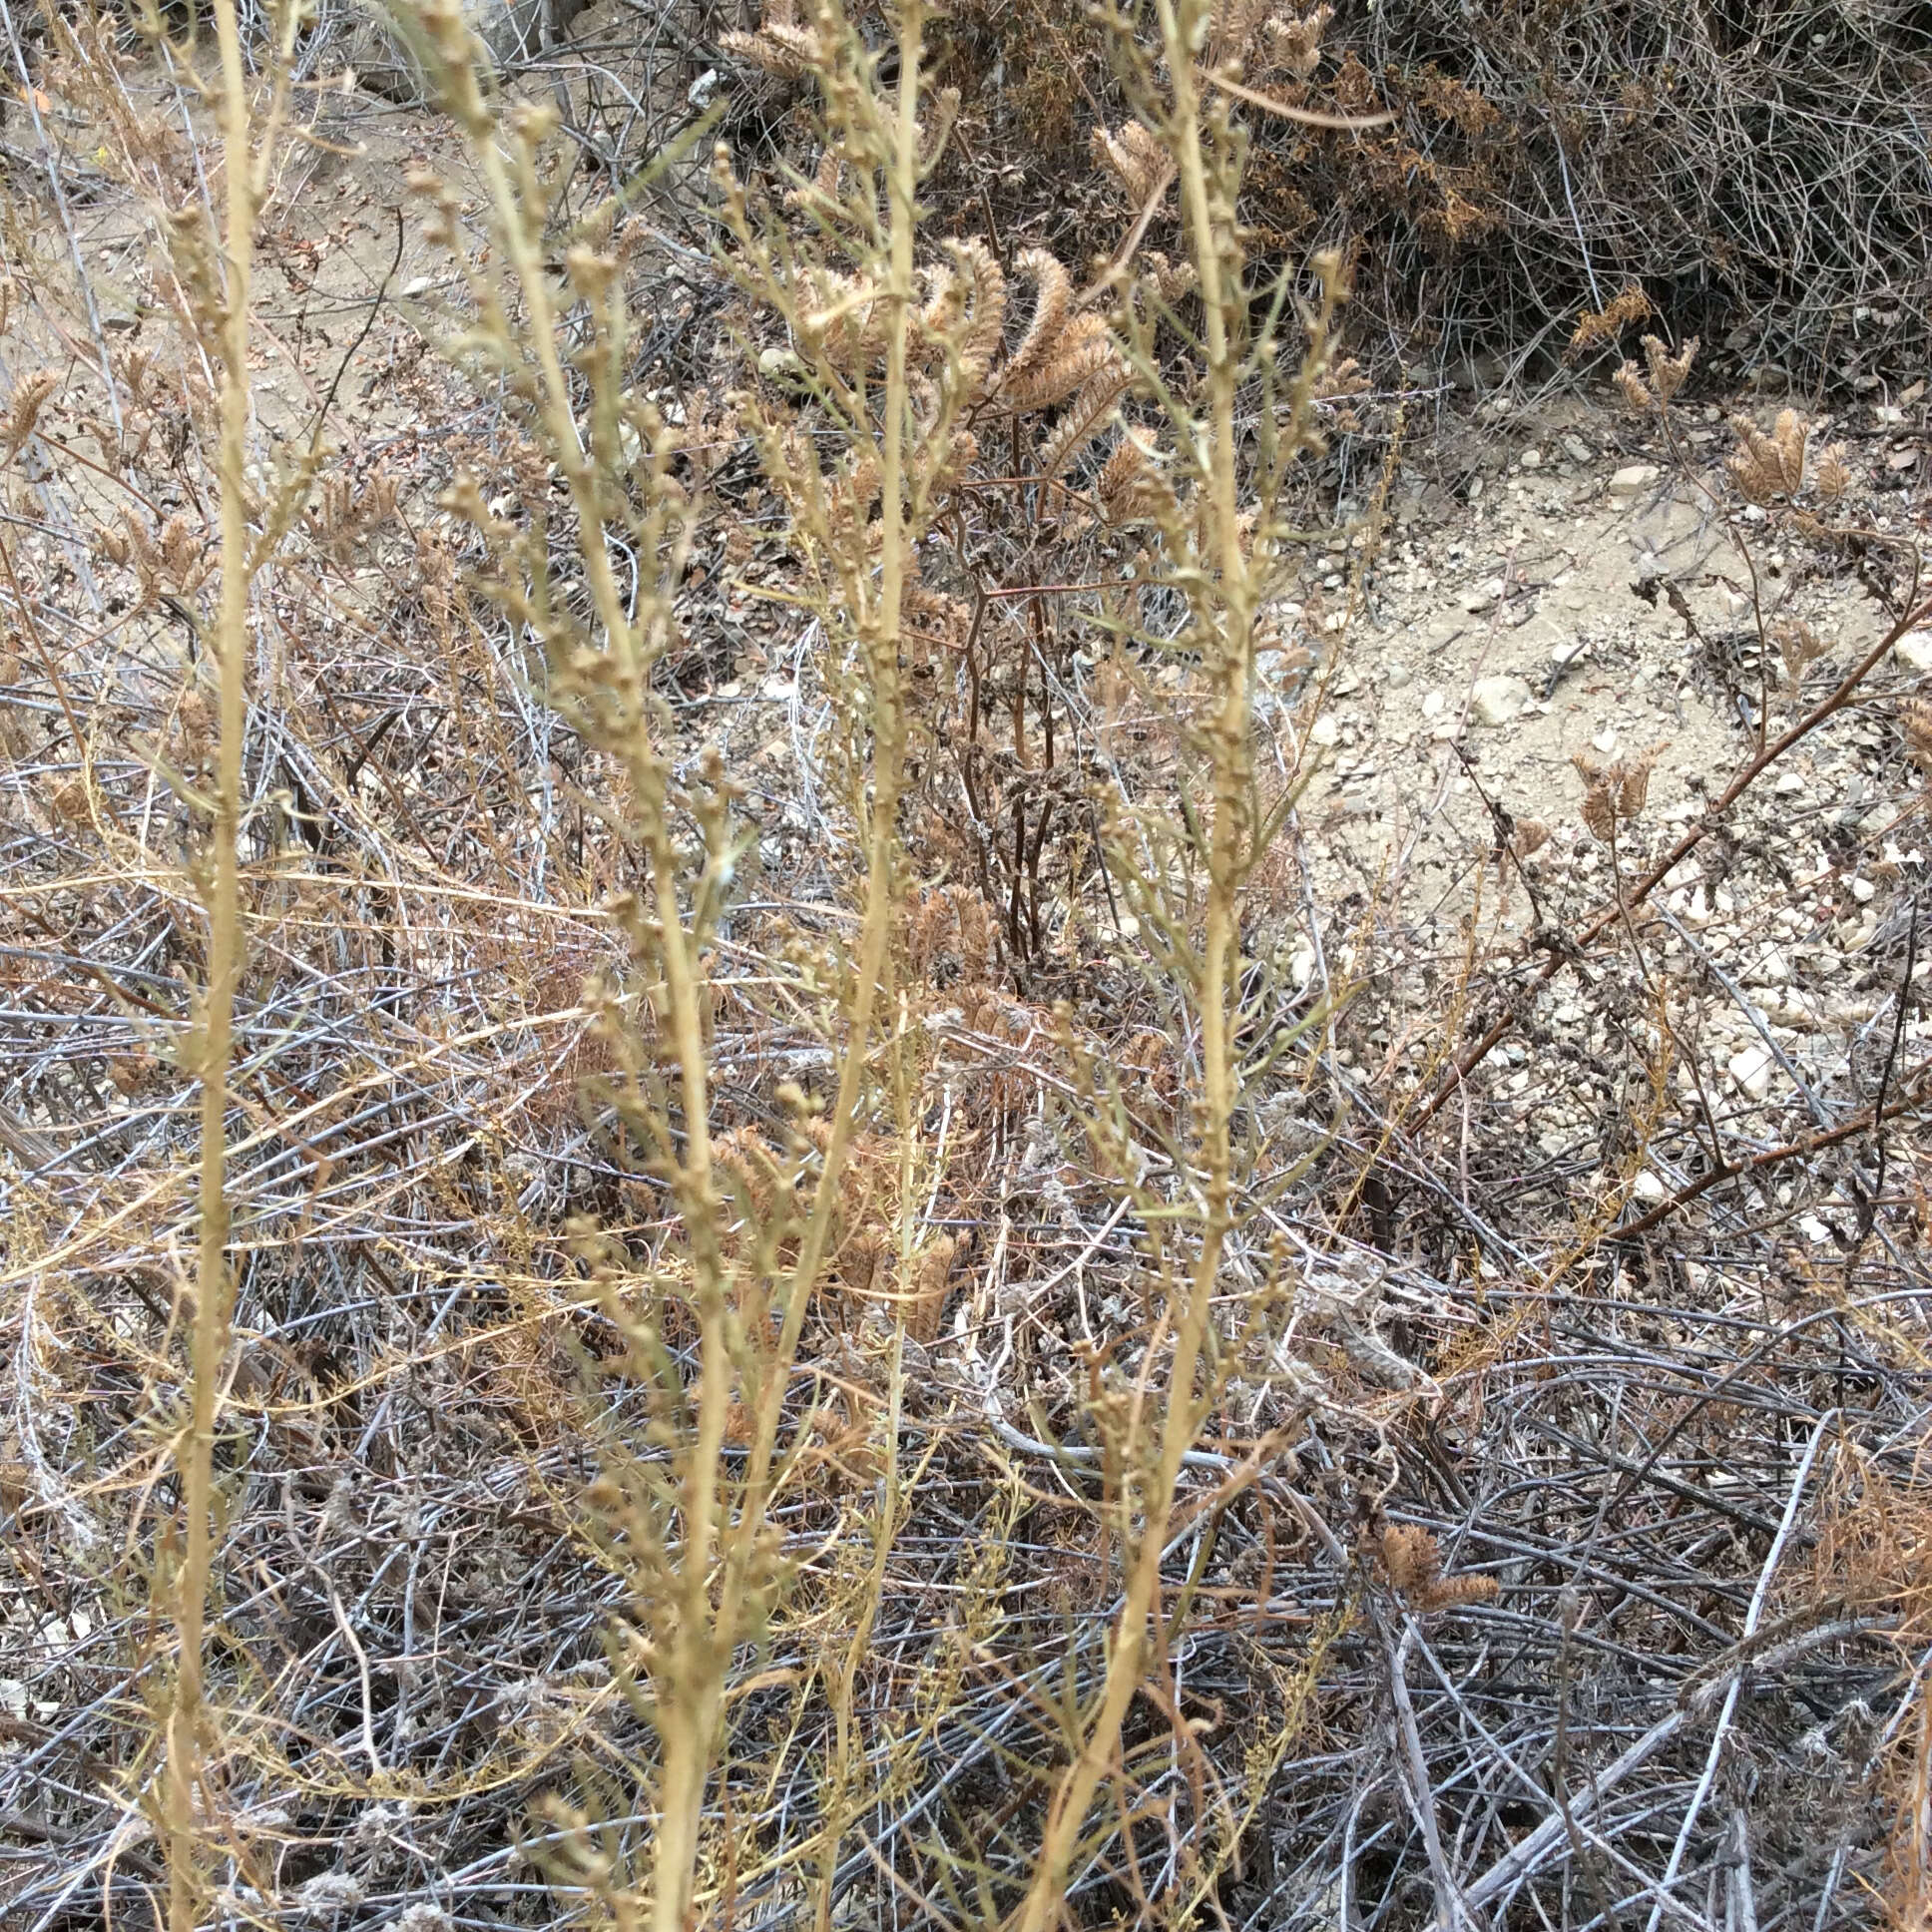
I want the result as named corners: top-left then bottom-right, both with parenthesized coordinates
top-left (1852, 876), bottom-right (1876, 902)
top-left (1470, 675), bottom-right (1532, 726)
top-left (1632, 1170), bottom-right (1668, 1203)
top-left (1727, 1045), bottom-right (1775, 1101)
top-left (758, 345), bottom-right (801, 381)
top-left (1385, 663), bottom-right (1413, 691)
top-left (1421, 690), bottom-right (1446, 718)
top-left (1895, 630), bottom-right (1932, 673)
top-left (1463, 577), bottom-right (1506, 613)
top-left (1308, 713), bottom-right (1340, 746)
top-left (1609, 463), bottom-right (1662, 498)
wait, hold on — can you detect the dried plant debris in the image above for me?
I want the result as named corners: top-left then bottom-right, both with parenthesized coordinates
top-left (0, 5), bottom-right (1929, 1932)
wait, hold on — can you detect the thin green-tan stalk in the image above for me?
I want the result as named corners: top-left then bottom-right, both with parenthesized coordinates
top-left (712, 20), bottom-right (925, 1921)
top-left (653, 24), bottom-right (923, 1921)
top-left (414, 38), bottom-right (735, 1918)
top-left (1013, 6), bottom-right (1255, 1922)
top-left (167, 0), bottom-right (254, 1919)
top-left (731, 0), bottom-right (923, 1582)
top-left (421, 7), bottom-right (922, 1920)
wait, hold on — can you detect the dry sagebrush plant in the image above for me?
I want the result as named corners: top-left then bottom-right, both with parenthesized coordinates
top-left (398, 0), bottom-right (1381, 1922)
top-left (10, 2), bottom-right (1932, 1931)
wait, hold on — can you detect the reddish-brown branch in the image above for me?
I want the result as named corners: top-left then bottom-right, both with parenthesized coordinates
top-left (1610, 1058), bottom-right (1932, 1242)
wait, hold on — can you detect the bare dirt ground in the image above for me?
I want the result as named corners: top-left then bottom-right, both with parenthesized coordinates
top-left (1269, 392), bottom-right (1932, 1208)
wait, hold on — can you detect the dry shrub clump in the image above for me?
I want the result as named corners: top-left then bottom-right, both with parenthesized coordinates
top-left (1, 1), bottom-right (1931, 1931)
top-left (1334, 0), bottom-right (1932, 384)
top-left (912, 0), bottom-right (1932, 386)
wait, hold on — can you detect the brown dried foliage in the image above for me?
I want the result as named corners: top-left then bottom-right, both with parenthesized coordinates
top-left (1382, 1523), bottom-right (1498, 1612)
top-left (1570, 281), bottom-right (1653, 361)
top-left (1572, 744), bottom-right (1662, 841)
top-left (1728, 407), bottom-right (1810, 502)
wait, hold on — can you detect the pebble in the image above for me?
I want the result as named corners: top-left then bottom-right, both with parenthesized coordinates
top-left (1470, 675), bottom-right (1531, 726)
top-left (1727, 1045), bottom-right (1774, 1101)
top-left (1632, 1171), bottom-right (1668, 1203)
top-left (1609, 463), bottom-right (1662, 498)
top-left (1895, 630), bottom-right (1932, 673)
top-left (757, 345), bottom-right (808, 388)
top-left (1463, 577), bottom-right (1506, 613)
top-left (1385, 664), bottom-right (1413, 691)
top-left (1562, 434), bottom-right (1594, 464)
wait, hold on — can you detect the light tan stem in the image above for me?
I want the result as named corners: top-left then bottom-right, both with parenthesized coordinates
top-left (730, 0), bottom-right (922, 1619)
top-left (1012, 7), bottom-right (1252, 1924)
top-left (646, 19), bottom-right (920, 1926)
top-left (167, 0), bottom-right (253, 1923)
top-left (453, 107), bottom-right (736, 1932)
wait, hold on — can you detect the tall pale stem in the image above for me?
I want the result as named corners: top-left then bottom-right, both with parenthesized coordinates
top-left (167, 0), bottom-right (253, 1922)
